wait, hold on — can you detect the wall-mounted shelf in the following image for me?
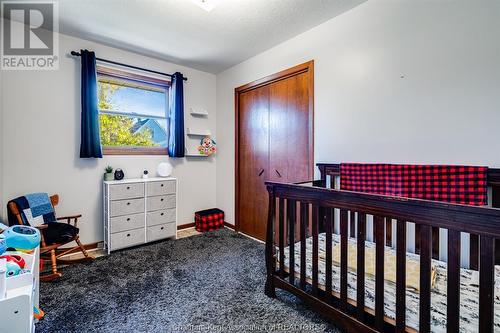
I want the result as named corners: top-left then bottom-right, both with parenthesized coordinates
top-left (185, 152), bottom-right (211, 157)
top-left (186, 128), bottom-right (211, 136)
top-left (190, 108), bottom-right (208, 116)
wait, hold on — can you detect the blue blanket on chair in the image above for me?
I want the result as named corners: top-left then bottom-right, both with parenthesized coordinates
top-left (7, 193), bottom-right (57, 226)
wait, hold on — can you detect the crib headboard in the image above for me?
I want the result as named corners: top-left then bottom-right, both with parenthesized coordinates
top-left (316, 163), bottom-right (500, 268)
top-left (317, 163), bottom-right (500, 187)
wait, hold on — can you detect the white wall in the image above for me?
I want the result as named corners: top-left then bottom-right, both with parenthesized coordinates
top-left (216, 0), bottom-right (500, 226)
top-left (0, 69), bottom-right (3, 226)
top-left (1, 32), bottom-right (217, 244)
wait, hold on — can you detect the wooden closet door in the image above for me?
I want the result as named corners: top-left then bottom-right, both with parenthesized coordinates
top-left (269, 71), bottom-right (312, 183)
top-left (236, 61), bottom-right (314, 241)
top-left (237, 85), bottom-right (270, 239)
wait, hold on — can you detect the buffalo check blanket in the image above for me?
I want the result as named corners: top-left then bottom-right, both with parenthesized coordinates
top-left (340, 163), bottom-right (488, 206)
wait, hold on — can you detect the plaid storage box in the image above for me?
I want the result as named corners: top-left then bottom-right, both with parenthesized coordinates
top-left (195, 208), bottom-right (224, 232)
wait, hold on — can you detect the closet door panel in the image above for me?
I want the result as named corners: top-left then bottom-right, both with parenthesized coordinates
top-left (269, 71), bottom-right (312, 184)
top-left (238, 86), bottom-right (270, 239)
top-left (269, 79), bottom-right (289, 182)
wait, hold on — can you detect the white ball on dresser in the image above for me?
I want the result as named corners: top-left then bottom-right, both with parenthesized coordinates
top-left (157, 162), bottom-right (173, 177)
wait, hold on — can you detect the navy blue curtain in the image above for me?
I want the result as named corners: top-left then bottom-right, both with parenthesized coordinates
top-left (79, 49), bottom-right (102, 158)
top-left (168, 72), bottom-right (185, 157)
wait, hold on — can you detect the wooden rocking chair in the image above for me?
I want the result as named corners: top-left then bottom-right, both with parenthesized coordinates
top-left (7, 194), bottom-right (93, 281)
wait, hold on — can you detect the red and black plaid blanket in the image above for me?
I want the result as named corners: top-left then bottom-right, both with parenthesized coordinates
top-left (340, 163), bottom-right (488, 206)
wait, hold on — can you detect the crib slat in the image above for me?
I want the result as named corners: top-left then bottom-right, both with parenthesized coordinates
top-left (395, 220), bottom-right (406, 333)
top-left (386, 217), bottom-right (392, 247)
top-left (340, 209), bottom-right (349, 311)
top-left (419, 224), bottom-right (432, 333)
top-left (288, 199), bottom-right (296, 285)
top-left (479, 235), bottom-right (495, 333)
top-left (415, 224), bottom-right (440, 259)
top-left (350, 211), bottom-right (356, 238)
top-left (470, 234), bottom-right (479, 270)
top-left (300, 202), bottom-right (307, 290)
top-left (374, 216), bottom-right (385, 331)
top-left (325, 207), bottom-right (333, 303)
top-left (432, 227), bottom-right (440, 260)
top-left (447, 230), bottom-right (461, 333)
top-left (312, 205), bottom-right (319, 295)
top-left (279, 197), bottom-right (285, 279)
top-left (356, 213), bottom-right (366, 321)
top-left (415, 224), bottom-right (421, 254)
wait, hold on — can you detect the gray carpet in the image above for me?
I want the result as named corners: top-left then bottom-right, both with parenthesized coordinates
top-left (37, 229), bottom-right (341, 332)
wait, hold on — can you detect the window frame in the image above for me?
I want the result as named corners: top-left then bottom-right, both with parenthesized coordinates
top-left (96, 66), bottom-right (171, 155)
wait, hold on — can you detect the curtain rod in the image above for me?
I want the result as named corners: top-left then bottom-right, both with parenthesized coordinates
top-left (70, 51), bottom-right (187, 81)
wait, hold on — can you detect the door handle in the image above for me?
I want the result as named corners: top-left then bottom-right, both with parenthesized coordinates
top-left (258, 169), bottom-right (265, 177)
top-left (275, 169), bottom-right (282, 178)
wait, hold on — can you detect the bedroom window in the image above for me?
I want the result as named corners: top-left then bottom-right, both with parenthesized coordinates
top-left (97, 66), bottom-right (170, 155)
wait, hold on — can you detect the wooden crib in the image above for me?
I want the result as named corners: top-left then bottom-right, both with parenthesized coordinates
top-left (264, 163), bottom-right (500, 333)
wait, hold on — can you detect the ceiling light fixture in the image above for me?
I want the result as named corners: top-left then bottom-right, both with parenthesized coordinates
top-left (189, 0), bottom-right (217, 12)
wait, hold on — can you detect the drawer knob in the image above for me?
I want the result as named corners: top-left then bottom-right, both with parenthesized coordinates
top-left (161, 184), bottom-right (164, 187)
top-left (161, 198), bottom-right (164, 202)
top-left (126, 186), bottom-right (130, 190)
top-left (127, 218), bottom-right (130, 221)
top-left (161, 213), bottom-right (164, 216)
top-left (161, 227), bottom-right (164, 230)
top-left (127, 202), bottom-right (131, 205)
top-left (126, 233), bottom-right (131, 237)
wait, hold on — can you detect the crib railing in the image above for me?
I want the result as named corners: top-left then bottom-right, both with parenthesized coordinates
top-left (265, 181), bottom-right (500, 333)
top-left (317, 163), bottom-right (500, 268)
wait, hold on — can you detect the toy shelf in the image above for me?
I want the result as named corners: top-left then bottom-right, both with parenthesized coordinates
top-left (0, 247), bottom-right (39, 333)
top-left (186, 128), bottom-right (211, 136)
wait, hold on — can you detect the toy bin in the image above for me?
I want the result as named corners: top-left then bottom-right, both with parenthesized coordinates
top-left (195, 209), bottom-right (224, 232)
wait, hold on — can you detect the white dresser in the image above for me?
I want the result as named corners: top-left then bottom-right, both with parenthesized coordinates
top-left (103, 177), bottom-right (177, 254)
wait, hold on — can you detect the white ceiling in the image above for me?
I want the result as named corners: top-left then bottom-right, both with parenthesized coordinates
top-left (14, 0), bottom-right (366, 73)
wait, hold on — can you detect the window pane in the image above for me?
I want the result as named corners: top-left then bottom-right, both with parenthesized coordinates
top-left (98, 79), bottom-right (167, 118)
top-left (99, 114), bottom-right (168, 148)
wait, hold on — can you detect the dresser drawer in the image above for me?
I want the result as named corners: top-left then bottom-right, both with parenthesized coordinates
top-left (110, 228), bottom-right (145, 251)
top-left (110, 213), bottom-right (144, 233)
top-left (147, 209), bottom-right (176, 226)
top-left (146, 223), bottom-right (176, 242)
top-left (147, 180), bottom-right (176, 197)
top-left (146, 195), bottom-right (175, 212)
top-left (110, 198), bottom-right (144, 217)
top-left (109, 183), bottom-right (145, 200)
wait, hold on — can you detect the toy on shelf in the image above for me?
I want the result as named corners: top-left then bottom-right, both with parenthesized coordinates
top-left (33, 306), bottom-right (44, 320)
top-left (0, 236), bottom-right (6, 256)
top-left (0, 223), bottom-right (8, 256)
top-left (0, 255), bottom-right (26, 269)
top-left (0, 254), bottom-right (27, 278)
top-left (4, 225), bottom-right (40, 251)
top-left (5, 261), bottom-right (21, 277)
top-left (197, 137), bottom-right (216, 156)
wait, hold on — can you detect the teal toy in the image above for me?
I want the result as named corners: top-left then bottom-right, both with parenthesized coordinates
top-left (5, 261), bottom-right (21, 277)
top-left (4, 226), bottom-right (40, 250)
